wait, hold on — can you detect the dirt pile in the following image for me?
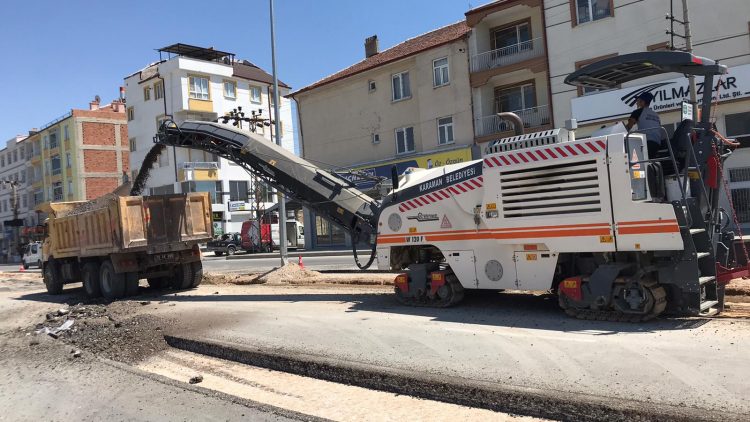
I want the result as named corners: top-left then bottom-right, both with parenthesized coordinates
top-left (726, 278), bottom-right (750, 296)
top-left (258, 263), bottom-right (321, 284)
top-left (202, 264), bottom-right (394, 286)
top-left (31, 301), bottom-right (174, 364)
top-left (66, 193), bottom-right (118, 216)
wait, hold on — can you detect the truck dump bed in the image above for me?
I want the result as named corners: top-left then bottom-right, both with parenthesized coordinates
top-left (43, 193), bottom-right (212, 259)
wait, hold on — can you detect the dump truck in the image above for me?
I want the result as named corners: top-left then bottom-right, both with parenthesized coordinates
top-left (39, 193), bottom-right (212, 300)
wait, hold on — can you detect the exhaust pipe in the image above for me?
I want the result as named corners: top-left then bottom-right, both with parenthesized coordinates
top-left (497, 112), bottom-right (524, 136)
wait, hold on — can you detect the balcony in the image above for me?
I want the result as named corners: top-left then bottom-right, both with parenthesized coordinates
top-left (474, 105), bottom-right (551, 139)
top-left (470, 37), bottom-right (544, 73)
top-left (179, 162), bottom-right (219, 182)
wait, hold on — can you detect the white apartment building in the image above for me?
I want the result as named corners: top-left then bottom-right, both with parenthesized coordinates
top-left (0, 135), bottom-right (31, 260)
top-left (290, 23), bottom-right (476, 248)
top-left (125, 44), bottom-right (295, 235)
top-left (544, 0), bottom-right (750, 232)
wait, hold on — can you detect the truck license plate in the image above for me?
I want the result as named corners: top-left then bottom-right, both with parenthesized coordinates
top-left (154, 252), bottom-right (176, 262)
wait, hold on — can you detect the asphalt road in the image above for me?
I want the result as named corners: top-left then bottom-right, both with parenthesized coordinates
top-left (161, 284), bottom-right (750, 419)
top-left (0, 253), bottom-right (361, 275)
top-left (201, 254), bottom-right (360, 273)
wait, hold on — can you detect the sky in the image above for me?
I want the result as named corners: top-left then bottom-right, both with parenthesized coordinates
top-left (0, 0), bottom-right (475, 141)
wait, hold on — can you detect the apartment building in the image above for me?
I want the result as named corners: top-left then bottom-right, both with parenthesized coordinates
top-left (26, 99), bottom-right (130, 213)
top-left (466, 0), bottom-right (552, 143)
top-left (0, 135), bottom-right (31, 260)
top-left (124, 44), bottom-right (295, 235)
top-left (290, 23), bottom-right (475, 248)
top-left (544, 0), bottom-right (750, 231)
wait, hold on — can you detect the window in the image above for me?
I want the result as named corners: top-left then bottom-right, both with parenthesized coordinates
top-left (392, 72), bottom-right (411, 101)
top-left (575, 0), bottom-right (612, 25)
top-left (395, 127), bottom-right (415, 154)
top-left (50, 131), bottom-right (58, 149)
top-left (129, 137), bottom-right (137, 152)
top-left (725, 112), bottom-right (750, 148)
top-left (21, 195), bottom-right (26, 209)
top-left (43, 135), bottom-right (48, 149)
top-left (437, 117), bottom-right (454, 145)
top-left (250, 86), bottom-right (262, 104)
top-left (732, 188), bottom-right (750, 223)
top-left (52, 182), bottom-right (63, 201)
top-left (65, 152), bottom-right (72, 168)
top-left (492, 22), bottom-right (531, 50)
top-left (143, 86), bottom-right (151, 101)
top-left (12, 150), bottom-right (17, 162)
top-left (223, 80), bottom-right (236, 99)
top-left (433, 57), bottom-right (450, 87)
top-left (154, 81), bottom-right (164, 100)
top-left (495, 83), bottom-right (536, 112)
top-left (269, 89), bottom-right (275, 106)
top-left (182, 181), bottom-right (222, 203)
top-left (368, 80), bottom-right (376, 92)
top-left (20, 147), bottom-right (24, 159)
top-left (63, 125), bottom-right (69, 141)
top-left (372, 133), bottom-right (380, 144)
top-left (127, 107), bottom-right (134, 121)
top-left (189, 76), bottom-right (210, 100)
top-left (67, 180), bottom-right (73, 195)
top-left (730, 167), bottom-right (750, 183)
top-left (1, 156), bottom-right (4, 167)
top-left (229, 180), bottom-right (249, 202)
top-left (51, 155), bottom-right (61, 175)
top-left (256, 182), bottom-right (275, 203)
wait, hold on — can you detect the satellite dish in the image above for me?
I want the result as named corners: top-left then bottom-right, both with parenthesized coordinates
top-left (95, 95), bottom-right (101, 103)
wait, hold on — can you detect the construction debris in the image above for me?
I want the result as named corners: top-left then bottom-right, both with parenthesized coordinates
top-left (189, 375), bottom-right (204, 384)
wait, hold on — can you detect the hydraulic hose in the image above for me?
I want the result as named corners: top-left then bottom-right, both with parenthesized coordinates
top-left (352, 231), bottom-right (377, 270)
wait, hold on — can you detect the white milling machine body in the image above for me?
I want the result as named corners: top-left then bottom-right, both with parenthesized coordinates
top-left (156, 52), bottom-right (748, 321)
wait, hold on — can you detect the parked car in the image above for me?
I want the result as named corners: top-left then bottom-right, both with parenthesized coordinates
top-left (22, 242), bottom-right (43, 269)
top-left (240, 220), bottom-right (304, 253)
top-left (206, 232), bottom-right (243, 256)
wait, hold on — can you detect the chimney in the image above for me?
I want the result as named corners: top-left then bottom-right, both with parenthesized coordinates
top-left (89, 97), bottom-right (100, 111)
top-left (365, 35), bottom-right (379, 58)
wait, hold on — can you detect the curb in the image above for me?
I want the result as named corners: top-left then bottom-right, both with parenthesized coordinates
top-left (163, 335), bottom-right (730, 422)
top-left (225, 250), bottom-right (371, 260)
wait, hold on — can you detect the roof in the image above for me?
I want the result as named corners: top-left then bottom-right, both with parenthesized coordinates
top-left (565, 52), bottom-right (727, 89)
top-left (158, 43), bottom-right (234, 62)
top-left (233, 60), bottom-right (290, 89)
top-left (290, 21), bottom-right (471, 96)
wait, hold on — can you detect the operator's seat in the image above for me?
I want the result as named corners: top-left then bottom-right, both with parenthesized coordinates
top-left (660, 119), bottom-right (694, 175)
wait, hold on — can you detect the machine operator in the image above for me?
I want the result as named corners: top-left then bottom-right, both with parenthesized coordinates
top-left (625, 92), bottom-right (664, 158)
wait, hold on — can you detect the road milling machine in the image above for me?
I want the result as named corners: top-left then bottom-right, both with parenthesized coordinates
top-left (155, 52), bottom-right (749, 321)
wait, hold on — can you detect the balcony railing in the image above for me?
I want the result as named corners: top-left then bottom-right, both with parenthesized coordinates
top-left (475, 105), bottom-right (551, 137)
top-left (470, 37), bottom-right (544, 73)
top-left (180, 162), bottom-right (219, 170)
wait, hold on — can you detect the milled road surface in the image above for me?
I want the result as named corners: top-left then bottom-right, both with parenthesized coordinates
top-left (159, 284), bottom-right (750, 419)
top-left (201, 254), bottom-right (360, 272)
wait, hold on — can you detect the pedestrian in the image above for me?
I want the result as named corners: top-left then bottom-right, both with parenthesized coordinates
top-left (625, 92), bottom-right (663, 158)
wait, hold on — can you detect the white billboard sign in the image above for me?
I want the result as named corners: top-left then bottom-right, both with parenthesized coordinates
top-left (571, 63), bottom-right (750, 124)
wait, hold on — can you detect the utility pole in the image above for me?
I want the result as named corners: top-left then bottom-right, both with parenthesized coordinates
top-left (269, 0), bottom-right (288, 264)
top-left (682, 0), bottom-right (698, 121)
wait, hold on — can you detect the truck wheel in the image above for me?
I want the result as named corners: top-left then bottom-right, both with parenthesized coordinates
top-left (82, 262), bottom-right (102, 298)
top-left (43, 259), bottom-right (63, 295)
top-left (171, 263), bottom-right (193, 290)
top-left (99, 260), bottom-right (125, 300)
top-left (191, 261), bottom-right (203, 288)
top-left (227, 245), bottom-right (237, 255)
top-left (214, 251), bottom-right (224, 256)
top-left (147, 277), bottom-right (169, 289)
top-left (124, 273), bottom-right (140, 297)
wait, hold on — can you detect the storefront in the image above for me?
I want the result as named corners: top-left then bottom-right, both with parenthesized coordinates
top-left (569, 63), bottom-right (750, 232)
top-left (304, 146), bottom-right (477, 249)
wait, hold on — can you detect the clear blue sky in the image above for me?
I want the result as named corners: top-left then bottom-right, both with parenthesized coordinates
top-left (0, 0), bottom-right (473, 139)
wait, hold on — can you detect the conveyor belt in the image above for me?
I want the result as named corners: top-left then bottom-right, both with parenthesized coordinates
top-left (155, 120), bottom-right (380, 243)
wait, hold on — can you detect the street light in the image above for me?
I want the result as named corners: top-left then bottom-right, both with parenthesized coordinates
top-left (269, 0), bottom-right (288, 264)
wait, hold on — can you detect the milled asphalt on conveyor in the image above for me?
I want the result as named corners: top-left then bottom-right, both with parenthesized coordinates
top-left (160, 287), bottom-right (750, 421)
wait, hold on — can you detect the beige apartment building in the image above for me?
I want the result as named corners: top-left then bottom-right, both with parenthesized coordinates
top-left (544, 0), bottom-right (750, 232)
top-left (466, 0), bottom-right (552, 143)
top-left (290, 22), bottom-right (475, 247)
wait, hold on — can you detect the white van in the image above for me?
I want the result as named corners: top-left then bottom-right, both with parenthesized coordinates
top-left (22, 242), bottom-right (43, 269)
